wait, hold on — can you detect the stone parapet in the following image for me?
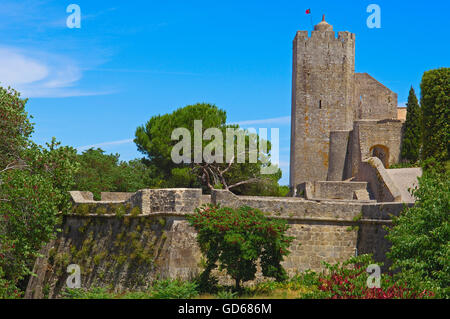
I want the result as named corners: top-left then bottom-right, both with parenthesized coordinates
top-left (356, 157), bottom-right (402, 202)
top-left (26, 188), bottom-right (409, 298)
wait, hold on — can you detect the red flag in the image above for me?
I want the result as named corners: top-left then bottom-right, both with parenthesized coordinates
top-left (305, 8), bottom-right (311, 14)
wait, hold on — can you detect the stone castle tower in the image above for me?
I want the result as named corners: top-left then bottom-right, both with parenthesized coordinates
top-left (290, 16), bottom-right (404, 189)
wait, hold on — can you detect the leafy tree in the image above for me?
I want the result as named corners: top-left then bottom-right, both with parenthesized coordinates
top-left (0, 86), bottom-right (33, 169)
top-left (0, 86), bottom-right (78, 297)
top-left (401, 86), bottom-right (422, 163)
top-left (187, 205), bottom-right (294, 291)
top-left (118, 158), bottom-right (153, 192)
top-left (135, 103), bottom-right (283, 194)
top-left (193, 129), bottom-right (281, 193)
top-left (420, 68), bottom-right (449, 163)
top-left (0, 140), bottom-right (78, 294)
top-left (231, 168), bottom-right (289, 196)
top-left (23, 139), bottom-right (79, 212)
top-left (74, 148), bottom-right (151, 200)
top-left (386, 169), bottom-right (450, 298)
top-left (135, 103), bottom-right (226, 188)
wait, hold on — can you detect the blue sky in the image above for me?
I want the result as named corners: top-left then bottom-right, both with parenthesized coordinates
top-left (0, 0), bottom-right (448, 185)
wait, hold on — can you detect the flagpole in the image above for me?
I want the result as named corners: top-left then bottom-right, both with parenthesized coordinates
top-left (306, 8), bottom-right (313, 29)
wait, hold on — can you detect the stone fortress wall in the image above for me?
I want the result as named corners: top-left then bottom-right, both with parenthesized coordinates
top-left (26, 162), bottom-right (415, 298)
top-left (290, 25), bottom-right (356, 185)
top-left (25, 16), bottom-right (420, 299)
top-left (290, 16), bottom-right (405, 188)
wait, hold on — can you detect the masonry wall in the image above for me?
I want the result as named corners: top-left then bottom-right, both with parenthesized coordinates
top-left (356, 157), bottom-right (402, 202)
top-left (327, 130), bottom-right (351, 181)
top-left (26, 188), bottom-right (404, 298)
top-left (295, 181), bottom-right (370, 200)
top-left (290, 30), bottom-right (355, 187)
top-left (358, 202), bottom-right (413, 271)
top-left (313, 181), bottom-right (369, 200)
top-left (25, 214), bottom-right (201, 299)
top-left (355, 120), bottom-right (404, 167)
top-left (354, 73), bottom-right (398, 120)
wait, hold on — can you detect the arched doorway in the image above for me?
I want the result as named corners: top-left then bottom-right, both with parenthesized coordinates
top-left (370, 145), bottom-right (390, 168)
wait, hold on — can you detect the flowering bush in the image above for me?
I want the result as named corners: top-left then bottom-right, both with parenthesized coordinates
top-left (302, 255), bottom-right (435, 299)
top-left (187, 204), bottom-right (294, 291)
top-left (0, 267), bottom-right (21, 299)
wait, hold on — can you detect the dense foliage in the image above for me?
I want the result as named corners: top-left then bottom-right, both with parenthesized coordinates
top-left (300, 255), bottom-right (434, 299)
top-left (62, 279), bottom-right (199, 299)
top-left (0, 141), bottom-right (78, 294)
top-left (0, 86), bottom-right (33, 168)
top-left (74, 148), bottom-right (151, 200)
top-left (57, 255), bottom-right (436, 299)
top-left (135, 103), bottom-right (226, 189)
top-left (187, 204), bottom-right (294, 290)
top-left (1, 64), bottom-right (448, 299)
top-left (386, 169), bottom-right (449, 298)
top-left (0, 87), bottom-right (78, 297)
top-left (401, 86), bottom-right (422, 163)
top-left (420, 67), bottom-right (449, 163)
top-left (134, 103), bottom-right (285, 196)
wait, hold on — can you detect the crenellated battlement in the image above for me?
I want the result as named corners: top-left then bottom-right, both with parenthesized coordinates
top-left (290, 16), bottom-right (402, 187)
top-left (69, 188), bottom-right (202, 216)
top-left (294, 30), bottom-right (355, 43)
top-left (27, 187), bottom-right (412, 298)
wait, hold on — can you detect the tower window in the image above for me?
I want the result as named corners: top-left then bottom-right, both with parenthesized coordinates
top-left (319, 100), bottom-right (322, 109)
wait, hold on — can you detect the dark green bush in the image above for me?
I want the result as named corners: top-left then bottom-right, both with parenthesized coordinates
top-left (187, 204), bottom-right (294, 291)
top-left (387, 169), bottom-right (449, 298)
top-left (62, 279), bottom-right (198, 299)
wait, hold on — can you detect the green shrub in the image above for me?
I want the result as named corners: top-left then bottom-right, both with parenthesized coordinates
top-left (216, 289), bottom-right (238, 299)
top-left (0, 267), bottom-right (22, 299)
top-left (420, 67), bottom-right (449, 163)
top-left (120, 291), bottom-right (150, 299)
top-left (401, 86), bottom-right (422, 162)
top-left (115, 205), bottom-right (126, 218)
top-left (387, 169), bottom-right (449, 298)
top-left (300, 255), bottom-right (434, 299)
top-left (62, 287), bottom-right (111, 299)
top-left (95, 206), bottom-right (107, 216)
top-left (130, 206), bottom-right (141, 217)
top-left (148, 279), bottom-right (198, 299)
top-left (75, 204), bottom-right (90, 216)
top-left (61, 279), bottom-right (199, 299)
top-left (187, 204), bottom-right (294, 291)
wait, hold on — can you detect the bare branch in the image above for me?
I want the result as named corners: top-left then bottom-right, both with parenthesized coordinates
top-left (228, 177), bottom-right (260, 190)
top-left (201, 165), bottom-right (214, 190)
top-left (0, 161), bottom-right (28, 174)
top-left (220, 154), bottom-right (235, 175)
top-left (220, 150), bottom-right (250, 175)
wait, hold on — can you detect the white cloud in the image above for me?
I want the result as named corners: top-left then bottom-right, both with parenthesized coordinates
top-left (0, 47), bottom-right (111, 98)
top-left (77, 139), bottom-right (134, 152)
top-left (0, 49), bottom-right (49, 84)
top-left (233, 116), bottom-right (291, 126)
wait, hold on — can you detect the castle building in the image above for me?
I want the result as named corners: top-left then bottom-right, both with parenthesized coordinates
top-left (290, 16), bottom-right (405, 188)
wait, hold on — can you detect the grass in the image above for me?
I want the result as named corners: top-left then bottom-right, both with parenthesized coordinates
top-left (62, 279), bottom-right (199, 299)
top-left (61, 274), bottom-right (318, 299)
